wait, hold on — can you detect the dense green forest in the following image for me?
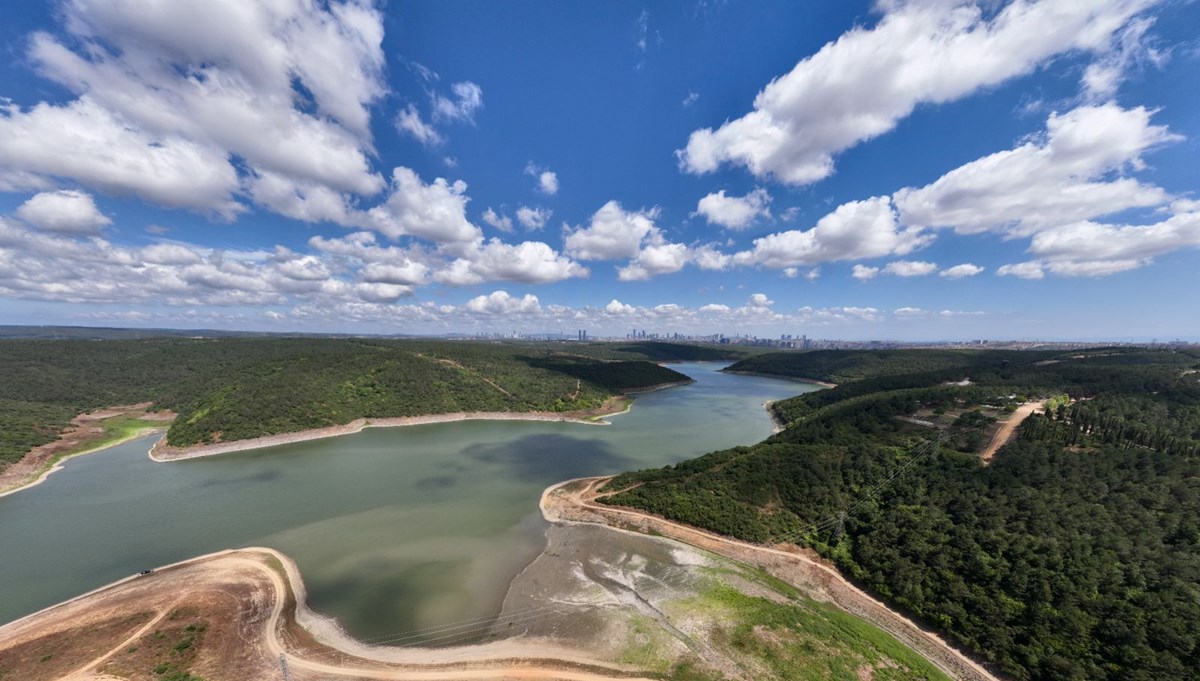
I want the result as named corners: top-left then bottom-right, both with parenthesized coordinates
top-left (0, 338), bottom-right (718, 460)
top-left (605, 347), bottom-right (1200, 681)
top-left (725, 348), bottom-right (994, 383)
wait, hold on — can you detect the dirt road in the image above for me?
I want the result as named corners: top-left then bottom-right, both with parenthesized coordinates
top-left (59, 599), bottom-right (182, 680)
top-left (980, 402), bottom-right (1040, 463)
top-left (542, 478), bottom-right (1002, 681)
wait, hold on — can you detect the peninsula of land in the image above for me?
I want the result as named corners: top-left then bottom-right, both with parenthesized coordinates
top-left (0, 338), bottom-right (720, 488)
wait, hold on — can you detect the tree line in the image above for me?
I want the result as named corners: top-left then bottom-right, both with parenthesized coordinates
top-left (606, 347), bottom-right (1200, 680)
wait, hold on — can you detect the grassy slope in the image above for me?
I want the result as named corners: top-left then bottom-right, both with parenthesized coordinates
top-left (675, 585), bottom-right (950, 681)
top-left (650, 561), bottom-right (950, 681)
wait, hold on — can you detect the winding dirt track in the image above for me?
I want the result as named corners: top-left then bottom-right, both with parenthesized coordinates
top-left (59, 599), bottom-right (181, 680)
top-left (542, 477), bottom-right (1003, 681)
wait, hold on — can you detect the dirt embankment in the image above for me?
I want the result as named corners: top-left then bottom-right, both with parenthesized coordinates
top-left (719, 370), bottom-right (837, 389)
top-left (149, 403), bottom-right (632, 463)
top-left (541, 478), bottom-right (1001, 681)
top-left (0, 404), bottom-right (174, 498)
top-left (763, 400), bottom-right (787, 433)
top-left (980, 401), bottom-right (1041, 464)
top-left (620, 379), bottom-right (693, 394)
top-left (150, 380), bottom-right (696, 462)
top-left (0, 548), bottom-right (655, 681)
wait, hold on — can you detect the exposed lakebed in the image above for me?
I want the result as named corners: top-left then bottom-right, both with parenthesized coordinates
top-left (0, 363), bottom-right (814, 642)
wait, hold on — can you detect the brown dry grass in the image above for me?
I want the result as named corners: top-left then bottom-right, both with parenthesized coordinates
top-left (0, 404), bottom-right (174, 496)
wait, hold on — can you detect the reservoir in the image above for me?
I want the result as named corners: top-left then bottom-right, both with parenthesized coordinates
top-left (0, 363), bottom-right (814, 642)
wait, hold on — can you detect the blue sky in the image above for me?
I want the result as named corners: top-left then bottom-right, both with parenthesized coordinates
top-left (0, 0), bottom-right (1197, 340)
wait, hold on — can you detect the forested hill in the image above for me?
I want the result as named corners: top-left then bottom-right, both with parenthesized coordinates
top-left (0, 338), bottom-right (710, 459)
top-left (605, 348), bottom-right (1200, 680)
top-left (724, 348), bottom-right (1043, 384)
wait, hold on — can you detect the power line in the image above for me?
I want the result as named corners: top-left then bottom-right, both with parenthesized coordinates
top-left (351, 602), bottom-right (567, 645)
top-left (775, 432), bottom-right (944, 545)
top-left (303, 604), bottom-right (571, 662)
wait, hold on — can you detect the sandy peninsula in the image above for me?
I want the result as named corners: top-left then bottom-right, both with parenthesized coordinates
top-left (0, 404), bottom-right (174, 499)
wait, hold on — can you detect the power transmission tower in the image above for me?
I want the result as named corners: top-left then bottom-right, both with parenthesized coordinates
top-left (279, 653), bottom-right (294, 681)
top-left (832, 511), bottom-right (848, 540)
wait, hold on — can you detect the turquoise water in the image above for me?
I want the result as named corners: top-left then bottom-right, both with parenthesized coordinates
top-left (0, 363), bottom-right (815, 641)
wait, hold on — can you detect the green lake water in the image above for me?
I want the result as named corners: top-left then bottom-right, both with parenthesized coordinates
top-left (0, 363), bottom-right (815, 642)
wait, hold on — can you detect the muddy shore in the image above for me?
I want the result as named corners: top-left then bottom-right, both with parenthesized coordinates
top-left (0, 546), bottom-right (654, 681)
top-left (0, 404), bottom-right (174, 498)
top-left (719, 369), bottom-right (837, 389)
top-left (149, 410), bottom-right (613, 462)
top-left (540, 477), bottom-right (999, 681)
top-left (149, 380), bottom-right (698, 462)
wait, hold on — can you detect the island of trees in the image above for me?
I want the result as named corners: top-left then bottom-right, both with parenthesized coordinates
top-left (603, 347), bottom-right (1200, 681)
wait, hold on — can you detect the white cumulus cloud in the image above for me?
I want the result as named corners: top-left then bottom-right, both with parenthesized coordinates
top-left (563, 201), bottom-right (660, 261)
top-left (16, 190), bottom-right (111, 234)
top-left (526, 162), bottom-right (559, 195)
top-left (437, 239), bottom-right (588, 286)
top-left (747, 293), bottom-right (773, 307)
top-left (464, 290), bottom-right (541, 315)
top-left (693, 188), bottom-right (772, 230)
top-left (940, 263), bottom-right (985, 278)
top-left (733, 197), bottom-right (931, 268)
top-left (617, 239), bottom-right (690, 281)
top-left (894, 104), bottom-right (1177, 236)
top-left (678, 0), bottom-right (1157, 184)
top-left (516, 206), bottom-right (552, 230)
top-left (883, 260), bottom-right (938, 277)
top-left (997, 261), bottom-right (1046, 279)
top-left (481, 208), bottom-right (514, 233)
top-left (366, 168), bottom-right (481, 243)
top-left (4, 0), bottom-right (389, 218)
top-left (396, 105), bottom-right (443, 146)
top-left (852, 264), bottom-right (880, 280)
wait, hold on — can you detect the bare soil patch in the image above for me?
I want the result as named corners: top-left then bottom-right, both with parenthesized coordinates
top-left (0, 404), bottom-right (173, 497)
top-left (542, 477), bottom-right (1000, 681)
top-left (0, 549), bottom-right (656, 681)
top-left (980, 402), bottom-right (1040, 464)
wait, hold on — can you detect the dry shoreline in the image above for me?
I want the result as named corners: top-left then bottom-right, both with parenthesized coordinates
top-left (0, 545), bottom-right (655, 680)
top-left (0, 379), bottom-right (954, 679)
top-left (763, 400), bottom-right (786, 433)
top-left (0, 403), bottom-right (176, 499)
top-left (150, 411), bottom-right (612, 462)
top-left (540, 477), bottom-right (1000, 681)
top-left (0, 427), bottom-right (167, 500)
top-left (150, 380), bottom-right (692, 463)
top-left (720, 368), bottom-right (838, 389)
